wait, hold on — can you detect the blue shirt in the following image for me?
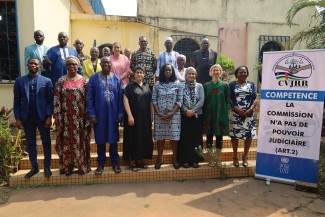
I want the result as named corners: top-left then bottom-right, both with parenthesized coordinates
top-left (28, 74), bottom-right (38, 118)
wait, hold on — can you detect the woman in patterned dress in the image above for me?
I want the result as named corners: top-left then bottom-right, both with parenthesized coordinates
top-left (229, 66), bottom-right (257, 167)
top-left (203, 64), bottom-right (230, 167)
top-left (54, 56), bottom-right (91, 176)
top-left (152, 63), bottom-right (183, 170)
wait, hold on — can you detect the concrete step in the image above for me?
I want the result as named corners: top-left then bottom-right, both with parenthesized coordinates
top-left (19, 147), bottom-right (257, 169)
top-left (9, 160), bottom-right (256, 187)
top-left (35, 136), bottom-right (258, 155)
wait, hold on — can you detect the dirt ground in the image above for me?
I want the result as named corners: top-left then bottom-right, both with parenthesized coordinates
top-left (0, 177), bottom-right (324, 217)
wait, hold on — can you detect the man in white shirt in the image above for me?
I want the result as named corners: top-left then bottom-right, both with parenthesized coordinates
top-left (24, 30), bottom-right (49, 75)
top-left (156, 37), bottom-right (179, 80)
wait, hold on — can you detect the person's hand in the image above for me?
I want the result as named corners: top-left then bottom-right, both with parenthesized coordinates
top-left (43, 59), bottom-right (51, 66)
top-left (244, 108), bottom-right (253, 117)
top-left (128, 116), bottom-right (135, 126)
top-left (235, 107), bottom-right (245, 118)
top-left (90, 118), bottom-right (98, 125)
top-left (157, 112), bottom-right (166, 120)
top-left (45, 117), bottom-right (52, 128)
top-left (185, 110), bottom-right (195, 117)
top-left (16, 119), bottom-right (23, 129)
top-left (164, 112), bottom-right (175, 120)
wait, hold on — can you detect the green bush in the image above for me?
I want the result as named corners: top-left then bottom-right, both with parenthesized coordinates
top-left (217, 54), bottom-right (236, 83)
top-left (0, 107), bottom-right (24, 184)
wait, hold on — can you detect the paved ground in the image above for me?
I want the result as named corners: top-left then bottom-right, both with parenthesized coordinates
top-left (0, 177), bottom-right (324, 217)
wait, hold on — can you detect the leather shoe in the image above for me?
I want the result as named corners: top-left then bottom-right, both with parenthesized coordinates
top-left (44, 167), bottom-right (52, 177)
top-left (112, 164), bottom-right (122, 174)
top-left (25, 167), bottom-right (39, 178)
top-left (95, 165), bottom-right (104, 175)
top-left (154, 161), bottom-right (162, 170)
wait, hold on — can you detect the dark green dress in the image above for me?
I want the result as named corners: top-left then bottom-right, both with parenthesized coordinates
top-left (203, 80), bottom-right (230, 136)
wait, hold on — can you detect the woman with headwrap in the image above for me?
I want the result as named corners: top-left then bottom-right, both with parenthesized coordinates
top-left (177, 67), bottom-right (205, 168)
top-left (54, 56), bottom-right (91, 176)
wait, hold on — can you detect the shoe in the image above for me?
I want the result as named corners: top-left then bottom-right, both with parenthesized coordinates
top-left (112, 164), bottom-right (122, 174)
top-left (129, 165), bottom-right (139, 172)
top-left (242, 158), bottom-right (248, 168)
top-left (24, 167), bottom-right (39, 178)
top-left (154, 161), bottom-right (162, 170)
top-left (136, 162), bottom-right (148, 169)
top-left (183, 163), bottom-right (190, 168)
top-left (233, 157), bottom-right (239, 167)
top-left (65, 169), bottom-right (73, 176)
top-left (192, 163), bottom-right (200, 168)
top-left (44, 167), bottom-right (52, 177)
top-left (95, 165), bottom-right (104, 175)
top-left (172, 161), bottom-right (180, 170)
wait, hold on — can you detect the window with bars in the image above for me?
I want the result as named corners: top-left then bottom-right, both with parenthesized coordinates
top-left (172, 35), bottom-right (204, 67)
top-left (0, 1), bottom-right (18, 84)
top-left (258, 35), bottom-right (290, 83)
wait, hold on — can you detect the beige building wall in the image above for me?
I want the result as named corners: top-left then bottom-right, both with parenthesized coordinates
top-left (70, 18), bottom-right (150, 55)
top-left (137, 0), bottom-right (317, 84)
top-left (3, 0), bottom-right (74, 109)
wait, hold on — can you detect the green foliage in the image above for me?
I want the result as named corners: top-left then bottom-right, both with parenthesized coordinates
top-left (0, 107), bottom-right (24, 184)
top-left (286, 0), bottom-right (325, 49)
top-left (217, 54), bottom-right (236, 83)
top-left (319, 139), bottom-right (325, 196)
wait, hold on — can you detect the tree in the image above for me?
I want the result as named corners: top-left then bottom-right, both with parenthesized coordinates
top-left (286, 0), bottom-right (325, 49)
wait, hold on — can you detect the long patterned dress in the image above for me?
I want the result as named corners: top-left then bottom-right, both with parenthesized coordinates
top-left (54, 76), bottom-right (91, 173)
top-left (152, 81), bottom-right (183, 141)
top-left (203, 80), bottom-right (230, 136)
top-left (229, 81), bottom-right (257, 139)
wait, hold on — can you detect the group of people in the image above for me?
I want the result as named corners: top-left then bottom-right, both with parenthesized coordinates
top-left (14, 30), bottom-right (257, 179)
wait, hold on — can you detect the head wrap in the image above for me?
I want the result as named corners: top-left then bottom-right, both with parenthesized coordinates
top-left (65, 56), bottom-right (80, 67)
top-left (183, 67), bottom-right (197, 110)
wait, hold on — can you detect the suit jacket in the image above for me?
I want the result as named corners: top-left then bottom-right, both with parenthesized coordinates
top-left (82, 59), bottom-right (102, 79)
top-left (14, 74), bottom-right (53, 122)
top-left (24, 43), bottom-right (49, 74)
top-left (191, 49), bottom-right (217, 84)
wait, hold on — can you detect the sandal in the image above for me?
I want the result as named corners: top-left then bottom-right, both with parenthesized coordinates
top-left (242, 158), bottom-right (248, 167)
top-left (233, 157), bottom-right (239, 167)
top-left (136, 162), bottom-right (148, 169)
top-left (129, 165), bottom-right (139, 172)
top-left (130, 161), bottom-right (140, 172)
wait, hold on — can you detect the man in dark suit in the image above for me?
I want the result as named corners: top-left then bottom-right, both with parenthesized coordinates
top-left (14, 58), bottom-right (53, 178)
top-left (191, 38), bottom-right (218, 84)
top-left (24, 30), bottom-right (49, 75)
